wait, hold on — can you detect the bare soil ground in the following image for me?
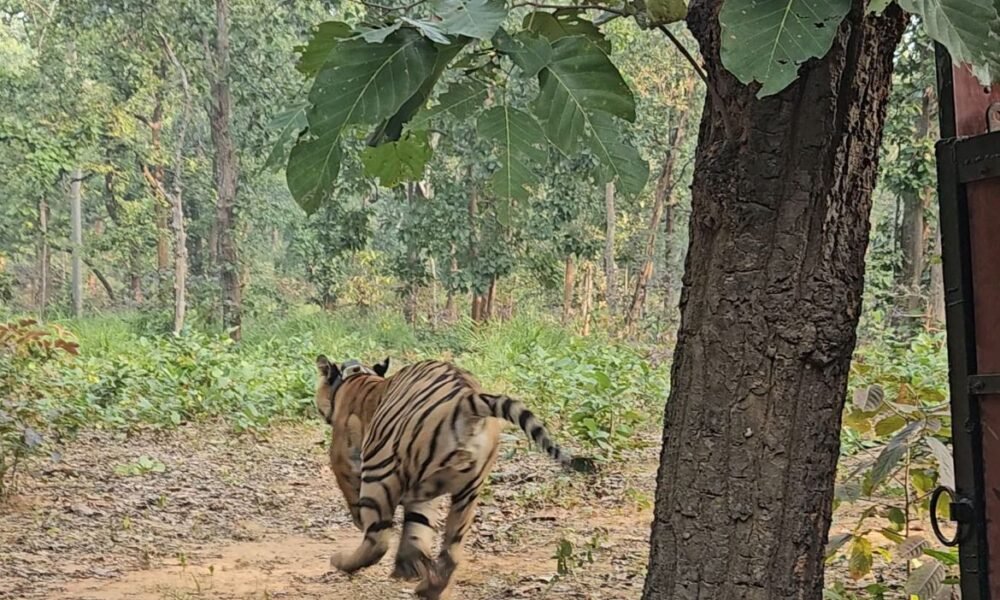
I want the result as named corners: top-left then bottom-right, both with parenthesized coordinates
top-left (1, 422), bottom-right (904, 600)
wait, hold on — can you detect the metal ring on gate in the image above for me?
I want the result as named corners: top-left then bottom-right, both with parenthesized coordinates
top-left (930, 486), bottom-right (960, 547)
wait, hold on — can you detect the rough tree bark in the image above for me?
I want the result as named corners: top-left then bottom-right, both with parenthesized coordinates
top-left (69, 168), bottom-right (83, 318)
top-left (625, 115), bottom-right (688, 334)
top-left (209, 0), bottom-right (242, 341)
top-left (643, 4), bottom-right (906, 599)
top-left (604, 182), bottom-right (618, 316)
top-left (898, 88), bottom-right (933, 315)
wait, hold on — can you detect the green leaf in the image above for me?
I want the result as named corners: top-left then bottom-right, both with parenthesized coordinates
top-left (585, 113), bottom-right (649, 197)
top-left (402, 18), bottom-right (453, 44)
top-left (924, 548), bottom-right (959, 566)
top-left (719, 0), bottom-right (852, 97)
top-left (410, 80), bottom-right (488, 129)
top-left (288, 29), bottom-right (437, 210)
top-left (874, 414), bottom-right (907, 437)
top-left (371, 38), bottom-right (470, 145)
top-left (494, 29), bottom-right (554, 77)
top-left (263, 103), bottom-right (308, 172)
top-left (358, 22), bottom-right (404, 44)
top-left (848, 536), bottom-right (873, 580)
top-left (308, 29), bottom-right (437, 139)
top-left (867, 420), bottom-right (921, 493)
top-left (533, 35), bottom-right (636, 154)
top-left (904, 561), bottom-right (946, 599)
top-left (295, 21), bottom-right (353, 75)
top-left (887, 506), bottom-right (906, 530)
top-left (646, 0), bottom-right (689, 25)
top-left (867, 0), bottom-right (894, 13)
top-left (434, 0), bottom-right (507, 40)
top-left (287, 132), bottom-right (342, 214)
top-left (524, 10), bottom-right (611, 53)
top-left (361, 132), bottom-right (433, 188)
top-left (900, 0), bottom-right (999, 84)
top-left (924, 436), bottom-right (955, 490)
top-left (477, 106), bottom-right (547, 204)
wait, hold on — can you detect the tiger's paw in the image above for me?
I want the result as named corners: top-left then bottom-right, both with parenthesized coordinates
top-left (392, 550), bottom-right (433, 582)
top-left (329, 552), bottom-right (356, 573)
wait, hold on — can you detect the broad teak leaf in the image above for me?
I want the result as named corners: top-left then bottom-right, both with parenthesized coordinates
top-left (719, 0), bottom-right (852, 97)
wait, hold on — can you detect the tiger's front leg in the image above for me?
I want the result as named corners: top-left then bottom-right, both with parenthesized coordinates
top-left (330, 477), bottom-right (400, 573)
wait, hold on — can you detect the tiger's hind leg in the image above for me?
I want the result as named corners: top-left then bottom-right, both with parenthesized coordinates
top-left (329, 477), bottom-right (400, 573)
top-left (391, 498), bottom-right (442, 581)
top-left (415, 483), bottom-right (483, 600)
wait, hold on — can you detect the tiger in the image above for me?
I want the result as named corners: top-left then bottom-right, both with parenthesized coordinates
top-left (314, 355), bottom-right (593, 600)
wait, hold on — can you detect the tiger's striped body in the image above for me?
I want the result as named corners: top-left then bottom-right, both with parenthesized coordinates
top-left (314, 357), bottom-right (590, 599)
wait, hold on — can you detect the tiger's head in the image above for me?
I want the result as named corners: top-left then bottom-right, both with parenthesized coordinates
top-left (314, 355), bottom-right (391, 529)
top-left (314, 355), bottom-right (390, 426)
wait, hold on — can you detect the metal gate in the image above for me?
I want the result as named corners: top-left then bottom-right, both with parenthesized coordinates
top-left (934, 45), bottom-right (1000, 599)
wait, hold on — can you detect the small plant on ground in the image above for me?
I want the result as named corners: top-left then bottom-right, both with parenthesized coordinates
top-left (0, 319), bottom-right (81, 498)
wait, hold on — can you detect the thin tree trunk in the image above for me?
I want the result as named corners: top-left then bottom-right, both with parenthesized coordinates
top-left (562, 254), bottom-right (576, 324)
top-left (37, 197), bottom-right (50, 319)
top-left (581, 262), bottom-right (593, 336)
top-left (625, 116), bottom-right (688, 334)
top-left (468, 181), bottom-right (483, 323)
top-left (927, 224), bottom-right (946, 328)
top-left (899, 89), bottom-right (933, 316)
top-left (604, 182), bottom-right (618, 317)
top-left (209, 0), bottom-right (242, 340)
top-left (485, 275), bottom-right (497, 321)
top-left (147, 74), bottom-right (171, 282)
top-left (148, 32), bottom-right (193, 335)
top-left (643, 4), bottom-right (906, 599)
top-left (660, 199), bottom-right (675, 323)
top-left (445, 245), bottom-right (458, 322)
top-left (69, 168), bottom-right (83, 318)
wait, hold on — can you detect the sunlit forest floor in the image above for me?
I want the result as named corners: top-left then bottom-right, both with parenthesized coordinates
top-left (1, 421), bottom-right (912, 600)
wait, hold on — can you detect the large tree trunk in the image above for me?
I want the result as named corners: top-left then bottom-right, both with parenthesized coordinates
top-left (209, 0), bottom-right (242, 341)
top-left (625, 115), bottom-right (688, 334)
top-left (445, 245), bottom-right (458, 322)
top-left (604, 182), bottom-right (618, 316)
top-left (643, 4), bottom-right (906, 599)
top-left (69, 168), bottom-right (84, 318)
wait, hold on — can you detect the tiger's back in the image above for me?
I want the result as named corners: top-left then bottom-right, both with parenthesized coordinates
top-left (364, 360), bottom-right (501, 505)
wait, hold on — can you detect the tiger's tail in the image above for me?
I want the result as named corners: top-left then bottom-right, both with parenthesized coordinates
top-left (478, 393), bottom-right (595, 473)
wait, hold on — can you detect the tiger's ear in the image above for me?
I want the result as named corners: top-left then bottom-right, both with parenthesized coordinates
top-left (373, 357), bottom-right (390, 377)
top-left (316, 355), bottom-right (339, 381)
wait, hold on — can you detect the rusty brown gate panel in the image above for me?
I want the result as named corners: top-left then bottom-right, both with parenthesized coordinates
top-left (935, 44), bottom-right (1000, 600)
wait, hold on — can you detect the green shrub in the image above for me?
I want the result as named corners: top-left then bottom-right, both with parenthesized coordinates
top-left (0, 319), bottom-right (83, 497)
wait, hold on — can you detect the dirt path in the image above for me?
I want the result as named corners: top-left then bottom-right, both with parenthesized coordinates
top-left (1, 423), bottom-right (653, 600)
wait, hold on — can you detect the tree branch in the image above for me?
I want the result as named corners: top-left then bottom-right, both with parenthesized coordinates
top-left (656, 25), bottom-right (735, 142)
top-left (511, 1), bottom-right (631, 16)
top-left (48, 242), bottom-right (116, 303)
